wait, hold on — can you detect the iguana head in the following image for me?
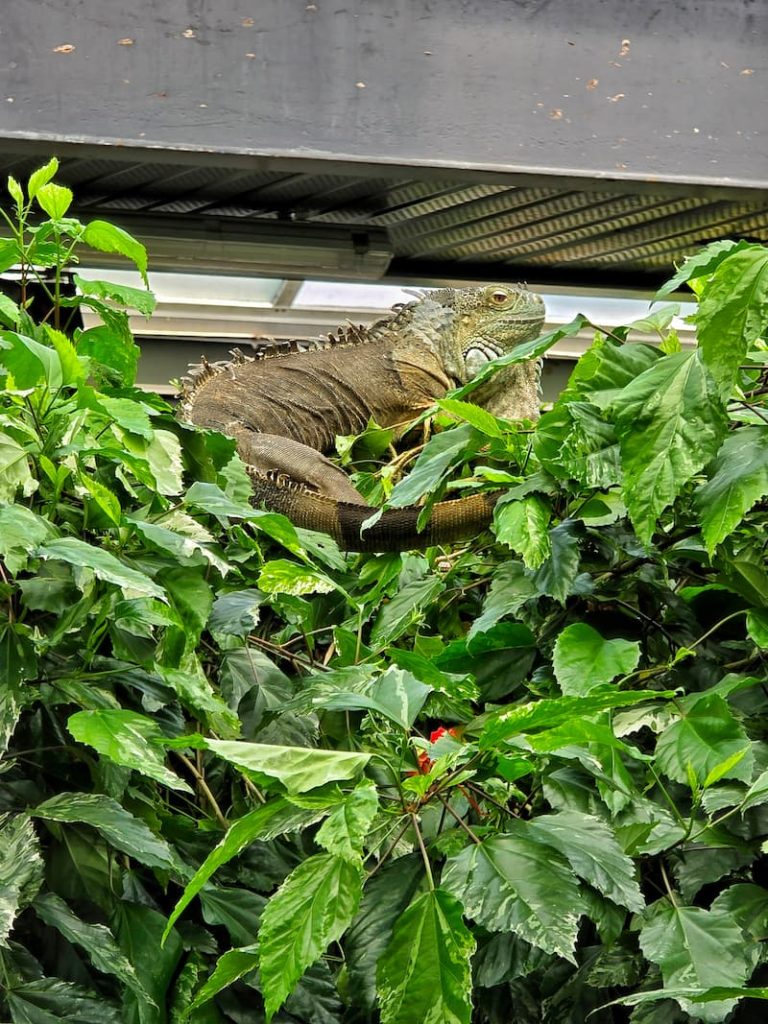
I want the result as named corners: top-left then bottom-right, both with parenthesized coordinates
top-left (425, 283), bottom-right (546, 383)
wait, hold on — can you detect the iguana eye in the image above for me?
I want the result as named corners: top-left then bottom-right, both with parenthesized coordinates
top-left (490, 289), bottom-right (509, 304)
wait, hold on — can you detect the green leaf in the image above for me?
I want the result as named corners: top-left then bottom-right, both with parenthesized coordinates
top-left (67, 709), bottom-right (191, 792)
top-left (174, 665), bottom-right (261, 739)
top-left (625, 304), bottom-right (681, 335)
top-left (480, 689), bottom-right (672, 748)
top-left (121, 428), bottom-right (184, 495)
top-left (473, 931), bottom-right (551, 988)
top-left (694, 247), bottom-right (768, 396)
top-left (316, 779), bottom-right (379, 862)
top-left (37, 537), bottom-right (165, 599)
top-left (742, 769), bottom-right (768, 811)
top-left (42, 326), bottom-right (86, 385)
top-left (653, 239), bottom-right (748, 301)
top-left (655, 693), bottom-right (753, 786)
top-left (0, 503), bottom-right (55, 573)
top-left (129, 518), bottom-right (230, 575)
top-left (747, 609), bottom-right (768, 649)
top-left (76, 323), bottom-right (140, 386)
top-left (368, 667), bottom-right (432, 728)
top-left (34, 892), bottom-right (152, 1002)
top-left (695, 426), bottom-right (768, 553)
top-left (7, 175), bottom-right (23, 207)
top-left (300, 667), bottom-right (432, 730)
top-left (74, 274), bottom-right (156, 315)
top-left (369, 575), bottom-right (445, 649)
top-left (710, 883), bottom-right (768, 950)
top-left (188, 944), bottom-right (260, 1011)
top-left (525, 810), bottom-right (644, 912)
top-left (536, 402), bottom-right (620, 488)
top-left (32, 792), bottom-right (176, 872)
top-left (184, 480), bottom-right (256, 519)
top-left (259, 853), bottom-right (363, 1021)
top-left (702, 746), bottom-right (752, 789)
top-left (80, 474), bottom-right (122, 527)
top-left (1, 626), bottom-right (46, 690)
top-left (6, 978), bottom-right (122, 1023)
top-left (161, 567), bottom-right (214, 648)
top-left (442, 835), bottom-right (580, 961)
top-left (612, 351), bottom-right (728, 544)
top-left (639, 900), bottom-right (753, 1022)
top-left (531, 519), bottom-right (581, 604)
top-left (387, 424), bottom-right (476, 508)
top-left (436, 397), bottom-right (505, 437)
top-left (258, 558), bottom-right (336, 596)
top-left (284, 960), bottom-right (345, 1024)
top-left (0, 814), bottom-right (44, 944)
top-left (78, 387), bottom-right (154, 438)
top-left (0, 238), bottom-right (20, 276)
top-left (35, 182), bottom-right (73, 220)
top-left (208, 588), bottom-right (264, 636)
top-left (558, 337), bottom-right (663, 411)
top-left (0, 668), bottom-right (24, 756)
top-left (467, 560), bottom-right (538, 639)
top-left (659, 327), bottom-right (682, 354)
top-left (196, 889), bottom-right (263, 956)
top-left (82, 220), bottom-right (149, 285)
top-left (163, 798), bottom-right (327, 942)
top-left (0, 291), bottom-right (21, 327)
top-left (345, 854), bottom-right (425, 1011)
top-left (552, 623), bottom-right (641, 696)
top-left (219, 645), bottom-right (295, 715)
top-left (608, 986), bottom-right (768, 1013)
top-left (492, 494), bottom-right (551, 568)
top-left (526, 716), bottom-right (643, 762)
top-left (26, 158), bottom-right (59, 199)
top-left (112, 901), bottom-right (183, 1024)
top-left (0, 329), bottom-right (63, 388)
top-left (205, 738), bottom-right (371, 793)
top-left (376, 889), bottom-right (475, 1024)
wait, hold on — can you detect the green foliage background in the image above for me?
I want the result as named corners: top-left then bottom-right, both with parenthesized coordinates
top-left (1, 161), bottom-right (768, 1023)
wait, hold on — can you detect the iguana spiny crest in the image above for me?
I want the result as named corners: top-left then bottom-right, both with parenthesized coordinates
top-left (179, 284), bottom-right (546, 551)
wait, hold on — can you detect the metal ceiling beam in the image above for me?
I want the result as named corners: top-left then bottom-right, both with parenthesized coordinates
top-left (81, 216), bottom-right (393, 280)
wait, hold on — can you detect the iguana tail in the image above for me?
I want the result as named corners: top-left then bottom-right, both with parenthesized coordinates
top-left (249, 472), bottom-right (499, 552)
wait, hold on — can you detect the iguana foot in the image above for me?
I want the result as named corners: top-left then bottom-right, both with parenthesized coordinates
top-left (229, 428), bottom-right (369, 505)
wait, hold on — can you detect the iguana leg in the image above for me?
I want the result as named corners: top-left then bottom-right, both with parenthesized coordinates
top-left (229, 427), bottom-right (369, 505)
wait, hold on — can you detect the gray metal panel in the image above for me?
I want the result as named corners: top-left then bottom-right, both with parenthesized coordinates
top-left (1, 0), bottom-right (767, 192)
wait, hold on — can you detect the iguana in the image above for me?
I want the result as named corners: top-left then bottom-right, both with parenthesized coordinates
top-left (179, 284), bottom-right (545, 551)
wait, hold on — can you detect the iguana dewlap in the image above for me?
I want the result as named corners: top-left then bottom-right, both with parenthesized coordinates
top-left (179, 285), bottom-right (545, 551)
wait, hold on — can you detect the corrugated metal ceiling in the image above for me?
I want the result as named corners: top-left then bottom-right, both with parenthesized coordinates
top-left (2, 149), bottom-right (766, 290)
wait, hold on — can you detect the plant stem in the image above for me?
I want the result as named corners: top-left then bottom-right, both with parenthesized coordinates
top-left (365, 817), bottom-right (413, 880)
top-left (659, 860), bottom-right (678, 907)
top-left (174, 751), bottom-right (229, 828)
top-left (689, 609), bottom-right (747, 650)
top-left (649, 765), bottom-right (688, 829)
top-left (436, 793), bottom-right (482, 845)
top-left (410, 811), bottom-right (435, 890)
top-left (242, 775), bottom-right (267, 804)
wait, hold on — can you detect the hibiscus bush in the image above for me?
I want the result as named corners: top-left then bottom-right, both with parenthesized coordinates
top-left (1, 160), bottom-right (768, 1023)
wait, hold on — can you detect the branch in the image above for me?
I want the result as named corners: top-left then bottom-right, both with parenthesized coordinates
top-left (174, 751), bottom-right (229, 829)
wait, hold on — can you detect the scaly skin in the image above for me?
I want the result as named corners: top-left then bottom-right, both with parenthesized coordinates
top-left (179, 284), bottom-right (545, 550)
